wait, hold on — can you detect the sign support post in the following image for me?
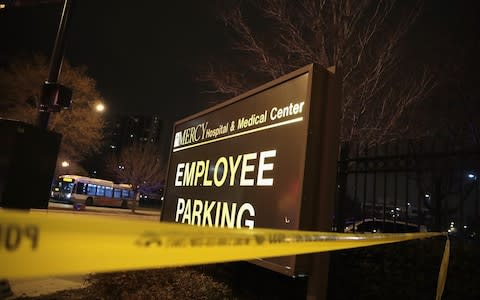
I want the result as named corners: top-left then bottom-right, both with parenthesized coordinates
top-left (305, 66), bottom-right (342, 299)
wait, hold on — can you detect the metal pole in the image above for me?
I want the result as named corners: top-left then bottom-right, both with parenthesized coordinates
top-left (37, 0), bottom-right (73, 129)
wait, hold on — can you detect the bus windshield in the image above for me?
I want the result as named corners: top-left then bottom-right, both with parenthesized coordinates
top-left (55, 181), bottom-right (74, 193)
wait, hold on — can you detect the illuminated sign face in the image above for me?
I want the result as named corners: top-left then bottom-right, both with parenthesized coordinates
top-left (62, 178), bottom-right (73, 182)
top-left (162, 65), bottom-right (339, 276)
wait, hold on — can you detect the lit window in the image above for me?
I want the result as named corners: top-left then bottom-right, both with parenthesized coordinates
top-left (96, 186), bottom-right (106, 196)
top-left (122, 190), bottom-right (131, 198)
top-left (113, 189), bottom-right (121, 198)
top-left (105, 187), bottom-right (113, 197)
top-left (87, 184), bottom-right (97, 196)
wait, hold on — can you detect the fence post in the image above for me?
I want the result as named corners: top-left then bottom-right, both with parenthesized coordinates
top-left (434, 180), bottom-right (443, 231)
top-left (336, 143), bottom-right (350, 232)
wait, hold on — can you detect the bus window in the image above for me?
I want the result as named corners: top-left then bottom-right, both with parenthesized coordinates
top-left (75, 182), bottom-right (87, 194)
top-left (121, 189), bottom-right (131, 198)
top-left (96, 186), bottom-right (106, 196)
top-left (113, 189), bottom-right (122, 198)
top-left (130, 191), bottom-right (135, 198)
top-left (87, 184), bottom-right (97, 196)
top-left (105, 187), bottom-right (113, 198)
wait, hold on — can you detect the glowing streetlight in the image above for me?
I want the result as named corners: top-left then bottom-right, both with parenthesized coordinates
top-left (61, 160), bottom-right (70, 168)
top-left (95, 102), bottom-right (105, 112)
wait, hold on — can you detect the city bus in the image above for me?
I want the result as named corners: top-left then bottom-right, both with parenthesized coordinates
top-left (51, 175), bottom-right (136, 208)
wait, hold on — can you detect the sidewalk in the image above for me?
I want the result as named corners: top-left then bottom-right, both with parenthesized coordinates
top-left (7, 275), bottom-right (88, 298)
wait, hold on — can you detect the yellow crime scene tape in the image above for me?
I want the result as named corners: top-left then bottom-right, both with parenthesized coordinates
top-left (0, 210), bottom-right (449, 297)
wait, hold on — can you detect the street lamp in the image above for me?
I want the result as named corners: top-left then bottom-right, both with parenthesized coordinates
top-left (61, 160), bottom-right (70, 168)
top-left (95, 102), bottom-right (105, 113)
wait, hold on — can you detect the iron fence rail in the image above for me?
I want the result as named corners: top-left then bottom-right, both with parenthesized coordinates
top-left (335, 140), bottom-right (480, 236)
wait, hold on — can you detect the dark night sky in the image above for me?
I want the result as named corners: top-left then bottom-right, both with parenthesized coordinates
top-left (0, 0), bottom-right (224, 122)
top-left (1, 0), bottom-right (479, 126)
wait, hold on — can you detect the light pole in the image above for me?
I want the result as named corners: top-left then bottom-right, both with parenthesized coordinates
top-left (37, 0), bottom-right (74, 129)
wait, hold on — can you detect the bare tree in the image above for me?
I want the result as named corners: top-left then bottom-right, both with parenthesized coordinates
top-left (0, 54), bottom-right (106, 161)
top-left (106, 143), bottom-right (164, 212)
top-left (198, 0), bottom-right (437, 145)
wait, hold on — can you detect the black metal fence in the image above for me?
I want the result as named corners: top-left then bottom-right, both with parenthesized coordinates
top-left (334, 139), bottom-right (480, 236)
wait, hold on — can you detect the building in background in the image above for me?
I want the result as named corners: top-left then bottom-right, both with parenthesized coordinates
top-left (84, 113), bottom-right (171, 179)
top-left (108, 114), bottom-right (164, 153)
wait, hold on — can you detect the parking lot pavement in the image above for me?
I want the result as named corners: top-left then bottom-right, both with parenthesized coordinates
top-left (42, 202), bottom-right (161, 221)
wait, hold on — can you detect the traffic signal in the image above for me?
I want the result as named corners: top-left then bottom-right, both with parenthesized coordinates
top-left (38, 82), bottom-right (72, 112)
top-left (57, 84), bottom-right (72, 108)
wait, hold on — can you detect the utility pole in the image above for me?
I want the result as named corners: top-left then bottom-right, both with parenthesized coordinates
top-left (37, 0), bottom-right (73, 129)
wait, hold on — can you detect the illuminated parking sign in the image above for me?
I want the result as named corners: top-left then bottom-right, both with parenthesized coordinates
top-left (161, 64), bottom-right (341, 276)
